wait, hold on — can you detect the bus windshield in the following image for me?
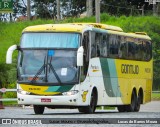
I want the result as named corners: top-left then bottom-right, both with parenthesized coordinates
top-left (21, 33), bottom-right (80, 48)
top-left (18, 32), bottom-right (80, 85)
top-left (18, 49), bottom-right (78, 85)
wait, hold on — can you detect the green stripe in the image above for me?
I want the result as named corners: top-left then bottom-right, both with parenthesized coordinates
top-left (45, 85), bottom-right (73, 93)
top-left (100, 58), bottom-right (121, 97)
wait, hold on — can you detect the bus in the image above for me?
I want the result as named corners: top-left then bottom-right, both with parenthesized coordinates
top-left (6, 23), bottom-right (152, 114)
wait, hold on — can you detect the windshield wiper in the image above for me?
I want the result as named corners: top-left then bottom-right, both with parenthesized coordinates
top-left (48, 55), bottom-right (62, 84)
top-left (48, 62), bottom-right (62, 84)
top-left (31, 56), bottom-right (46, 84)
top-left (31, 51), bottom-right (62, 85)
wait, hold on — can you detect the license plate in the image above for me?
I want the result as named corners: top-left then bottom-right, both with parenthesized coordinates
top-left (41, 98), bottom-right (51, 102)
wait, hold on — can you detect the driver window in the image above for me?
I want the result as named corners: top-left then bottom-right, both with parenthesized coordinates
top-left (81, 31), bottom-right (90, 81)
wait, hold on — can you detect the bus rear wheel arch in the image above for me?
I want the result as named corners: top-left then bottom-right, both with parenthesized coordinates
top-left (126, 88), bottom-right (137, 112)
top-left (118, 88), bottom-right (143, 112)
top-left (78, 87), bottom-right (98, 114)
top-left (117, 89), bottom-right (137, 112)
top-left (134, 88), bottom-right (143, 112)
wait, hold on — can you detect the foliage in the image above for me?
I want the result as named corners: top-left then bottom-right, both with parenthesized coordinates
top-left (0, 63), bottom-right (9, 87)
top-left (61, 0), bottom-right (86, 17)
top-left (152, 92), bottom-right (160, 100)
top-left (0, 14), bottom-right (160, 90)
top-left (2, 83), bottom-right (17, 99)
top-left (33, 0), bottom-right (86, 19)
top-left (0, 0), bottom-right (157, 21)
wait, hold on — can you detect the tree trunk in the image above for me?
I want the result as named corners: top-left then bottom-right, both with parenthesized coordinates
top-left (27, 0), bottom-right (31, 20)
top-left (57, 0), bottom-right (60, 20)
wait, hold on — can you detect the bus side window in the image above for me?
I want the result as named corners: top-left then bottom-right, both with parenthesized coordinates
top-left (141, 40), bottom-right (152, 61)
top-left (136, 39), bottom-right (147, 61)
top-left (123, 37), bottom-right (136, 60)
top-left (145, 41), bottom-right (152, 61)
top-left (128, 41), bottom-right (135, 60)
top-left (91, 32), bottom-right (96, 58)
top-left (100, 34), bottom-right (108, 57)
top-left (109, 34), bottom-right (119, 58)
top-left (119, 36), bottom-right (127, 59)
top-left (95, 33), bottom-right (101, 57)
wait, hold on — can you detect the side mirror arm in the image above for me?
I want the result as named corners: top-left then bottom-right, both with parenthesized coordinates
top-left (77, 46), bottom-right (84, 66)
top-left (6, 45), bottom-right (17, 64)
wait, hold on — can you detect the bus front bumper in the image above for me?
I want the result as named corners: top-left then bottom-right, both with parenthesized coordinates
top-left (17, 93), bottom-right (79, 106)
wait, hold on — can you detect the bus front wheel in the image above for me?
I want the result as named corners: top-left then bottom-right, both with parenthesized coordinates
top-left (78, 89), bottom-right (97, 114)
top-left (33, 105), bottom-right (45, 114)
top-left (117, 105), bottom-right (126, 112)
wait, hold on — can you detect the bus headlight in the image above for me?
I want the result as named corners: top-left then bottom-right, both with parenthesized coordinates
top-left (17, 89), bottom-right (30, 95)
top-left (62, 90), bottom-right (79, 96)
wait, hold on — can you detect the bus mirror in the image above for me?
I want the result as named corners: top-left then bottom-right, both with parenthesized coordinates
top-left (77, 46), bottom-right (84, 66)
top-left (6, 45), bottom-right (17, 64)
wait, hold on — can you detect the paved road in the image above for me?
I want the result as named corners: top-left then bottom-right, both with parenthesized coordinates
top-left (0, 101), bottom-right (160, 127)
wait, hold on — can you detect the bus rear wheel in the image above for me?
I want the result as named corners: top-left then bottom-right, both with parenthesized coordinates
top-left (134, 92), bottom-right (141, 112)
top-left (33, 105), bottom-right (45, 114)
top-left (126, 91), bottom-right (137, 112)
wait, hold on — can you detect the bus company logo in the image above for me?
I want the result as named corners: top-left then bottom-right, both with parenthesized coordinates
top-left (91, 65), bottom-right (100, 72)
top-left (81, 91), bottom-right (88, 102)
top-left (121, 64), bottom-right (139, 74)
top-left (2, 119), bottom-right (11, 124)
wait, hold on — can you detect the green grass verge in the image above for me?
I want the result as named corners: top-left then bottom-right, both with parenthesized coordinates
top-left (152, 92), bottom-right (160, 100)
top-left (3, 101), bottom-right (18, 106)
top-left (96, 106), bottom-right (115, 110)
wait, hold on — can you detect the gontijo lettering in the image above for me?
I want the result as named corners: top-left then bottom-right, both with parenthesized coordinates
top-left (121, 64), bottom-right (139, 74)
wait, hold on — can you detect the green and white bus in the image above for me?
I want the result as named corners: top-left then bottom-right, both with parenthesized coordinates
top-left (6, 23), bottom-right (152, 114)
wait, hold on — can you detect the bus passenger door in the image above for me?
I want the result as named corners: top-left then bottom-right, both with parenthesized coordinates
top-left (81, 31), bottom-right (90, 80)
top-left (79, 31), bottom-right (91, 104)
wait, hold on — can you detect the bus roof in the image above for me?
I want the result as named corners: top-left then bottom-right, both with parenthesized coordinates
top-left (69, 23), bottom-right (123, 32)
top-left (22, 23), bottom-right (151, 41)
top-left (22, 24), bottom-right (88, 33)
top-left (107, 30), bottom-right (151, 40)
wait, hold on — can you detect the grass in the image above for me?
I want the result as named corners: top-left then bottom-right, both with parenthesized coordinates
top-left (96, 106), bottom-right (115, 110)
top-left (152, 92), bottom-right (160, 100)
top-left (3, 101), bottom-right (18, 106)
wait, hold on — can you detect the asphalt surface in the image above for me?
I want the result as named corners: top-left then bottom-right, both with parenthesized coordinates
top-left (0, 101), bottom-right (160, 127)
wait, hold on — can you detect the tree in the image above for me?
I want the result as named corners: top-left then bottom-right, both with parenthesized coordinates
top-left (33, 0), bottom-right (56, 19)
top-left (57, 0), bottom-right (60, 20)
top-left (61, 0), bottom-right (86, 18)
top-left (86, 0), bottom-right (93, 17)
top-left (0, 63), bottom-right (10, 87)
top-left (100, 0), bottom-right (154, 16)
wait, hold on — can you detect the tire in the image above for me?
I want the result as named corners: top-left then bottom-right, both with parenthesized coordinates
top-left (78, 107), bottom-right (86, 113)
top-left (78, 90), bottom-right (97, 114)
top-left (126, 91), bottom-right (137, 112)
top-left (117, 105), bottom-right (126, 112)
top-left (33, 105), bottom-right (45, 114)
top-left (134, 92), bottom-right (141, 112)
